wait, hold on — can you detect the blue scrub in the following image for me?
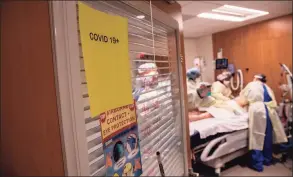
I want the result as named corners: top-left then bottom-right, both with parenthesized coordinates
top-left (250, 84), bottom-right (273, 172)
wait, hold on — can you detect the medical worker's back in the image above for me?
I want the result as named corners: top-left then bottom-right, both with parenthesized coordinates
top-left (240, 81), bottom-right (265, 103)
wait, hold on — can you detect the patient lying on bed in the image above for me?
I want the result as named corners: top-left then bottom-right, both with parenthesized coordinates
top-left (189, 96), bottom-right (248, 122)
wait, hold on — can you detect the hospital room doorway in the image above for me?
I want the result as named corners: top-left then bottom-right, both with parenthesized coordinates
top-left (50, 1), bottom-right (191, 176)
top-left (179, 1), bottom-right (292, 176)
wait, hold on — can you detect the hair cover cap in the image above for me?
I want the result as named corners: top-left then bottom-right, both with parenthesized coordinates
top-left (187, 68), bottom-right (201, 80)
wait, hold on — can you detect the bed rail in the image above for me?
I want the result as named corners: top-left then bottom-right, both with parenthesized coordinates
top-left (200, 129), bottom-right (248, 162)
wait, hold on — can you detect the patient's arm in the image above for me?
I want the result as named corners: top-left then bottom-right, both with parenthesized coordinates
top-left (189, 112), bottom-right (213, 122)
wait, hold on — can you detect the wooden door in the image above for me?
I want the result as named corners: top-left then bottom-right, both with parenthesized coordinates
top-left (1, 1), bottom-right (64, 176)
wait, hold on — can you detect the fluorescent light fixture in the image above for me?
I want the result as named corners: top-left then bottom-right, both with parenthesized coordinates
top-left (198, 13), bottom-right (243, 22)
top-left (198, 5), bottom-right (269, 22)
top-left (212, 9), bottom-right (244, 17)
top-left (223, 5), bottom-right (269, 15)
top-left (136, 15), bottom-right (145, 19)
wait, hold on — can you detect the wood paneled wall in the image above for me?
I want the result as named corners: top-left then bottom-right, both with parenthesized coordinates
top-left (1, 1), bottom-right (64, 176)
top-left (213, 14), bottom-right (292, 101)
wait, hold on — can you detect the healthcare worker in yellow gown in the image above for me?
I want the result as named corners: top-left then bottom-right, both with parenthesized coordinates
top-left (211, 71), bottom-right (234, 101)
top-left (186, 68), bottom-right (217, 111)
top-left (240, 74), bottom-right (287, 172)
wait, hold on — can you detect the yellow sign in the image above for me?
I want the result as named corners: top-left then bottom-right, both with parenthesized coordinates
top-left (78, 4), bottom-right (143, 176)
top-left (78, 2), bottom-right (133, 117)
top-left (99, 103), bottom-right (137, 141)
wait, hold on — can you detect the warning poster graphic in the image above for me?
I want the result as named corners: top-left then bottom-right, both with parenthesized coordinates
top-left (78, 2), bottom-right (142, 176)
top-left (101, 103), bottom-right (142, 176)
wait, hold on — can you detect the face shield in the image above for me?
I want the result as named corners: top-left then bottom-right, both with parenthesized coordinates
top-left (254, 74), bottom-right (266, 83)
top-left (197, 82), bottom-right (212, 98)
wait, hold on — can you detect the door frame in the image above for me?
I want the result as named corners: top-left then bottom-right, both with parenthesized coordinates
top-left (49, 1), bottom-right (189, 176)
top-left (49, 1), bottom-right (90, 175)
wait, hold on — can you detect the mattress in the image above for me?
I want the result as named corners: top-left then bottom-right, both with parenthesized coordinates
top-left (189, 114), bottom-right (248, 150)
top-left (190, 114), bottom-right (248, 139)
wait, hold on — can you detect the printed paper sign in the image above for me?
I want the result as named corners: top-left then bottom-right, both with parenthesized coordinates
top-left (78, 2), bottom-right (133, 116)
top-left (100, 103), bottom-right (136, 142)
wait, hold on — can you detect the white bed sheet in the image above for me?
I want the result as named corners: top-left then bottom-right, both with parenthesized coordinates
top-left (189, 113), bottom-right (249, 139)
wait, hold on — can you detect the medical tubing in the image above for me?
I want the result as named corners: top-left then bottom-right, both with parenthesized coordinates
top-left (239, 69), bottom-right (244, 90)
top-left (281, 63), bottom-right (293, 78)
top-left (286, 74), bottom-right (293, 98)
top-left (230, 69), bottom-right (243, 91)
top-left (280, 64), bottom-right (292, 98)
top-left (230, 71), bottom-right (239, 90)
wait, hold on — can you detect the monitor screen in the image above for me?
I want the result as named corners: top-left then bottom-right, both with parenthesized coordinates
top-left (215, 58), bottom-right (228, 70)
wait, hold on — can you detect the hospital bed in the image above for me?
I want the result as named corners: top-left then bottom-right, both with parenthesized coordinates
top-left (190, 114), bottom-right (249, 176)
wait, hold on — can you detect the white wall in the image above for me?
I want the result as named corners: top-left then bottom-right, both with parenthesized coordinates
top-left (184, 38), bottom-right (198, 70)
top-left (184, 35), bottom-right (215, 83)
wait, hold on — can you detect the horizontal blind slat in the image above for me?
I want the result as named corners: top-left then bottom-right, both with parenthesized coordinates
top-left (91, 166), bottom-right (105, 176)
top-left (88, 143), bottom-right (103, 154)
top-left (87, 132), bottom-right (101, 143)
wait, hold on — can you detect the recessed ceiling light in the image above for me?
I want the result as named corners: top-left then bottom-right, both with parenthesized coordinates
top-left (136, 15), bottom-right (145, 19)
top-left (223, 5), bottom-right (269, 15)
top-left (212, 9), bottom-right (244, 17)
top-left (198, 13), bottom-right (243, 22)
top-left (197, 5), bottom-right (269, 22)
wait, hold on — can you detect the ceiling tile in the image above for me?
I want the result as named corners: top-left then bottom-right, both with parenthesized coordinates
top-left (181, 1), bottom-right (221, 16)
top-left (182, 14), bottom-right (195, 22)
top-left (181, 1), bottom-right (292, 38)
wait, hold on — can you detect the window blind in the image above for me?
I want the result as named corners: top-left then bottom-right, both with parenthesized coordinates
top-left (76, 1), bottom-right (184, 176)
